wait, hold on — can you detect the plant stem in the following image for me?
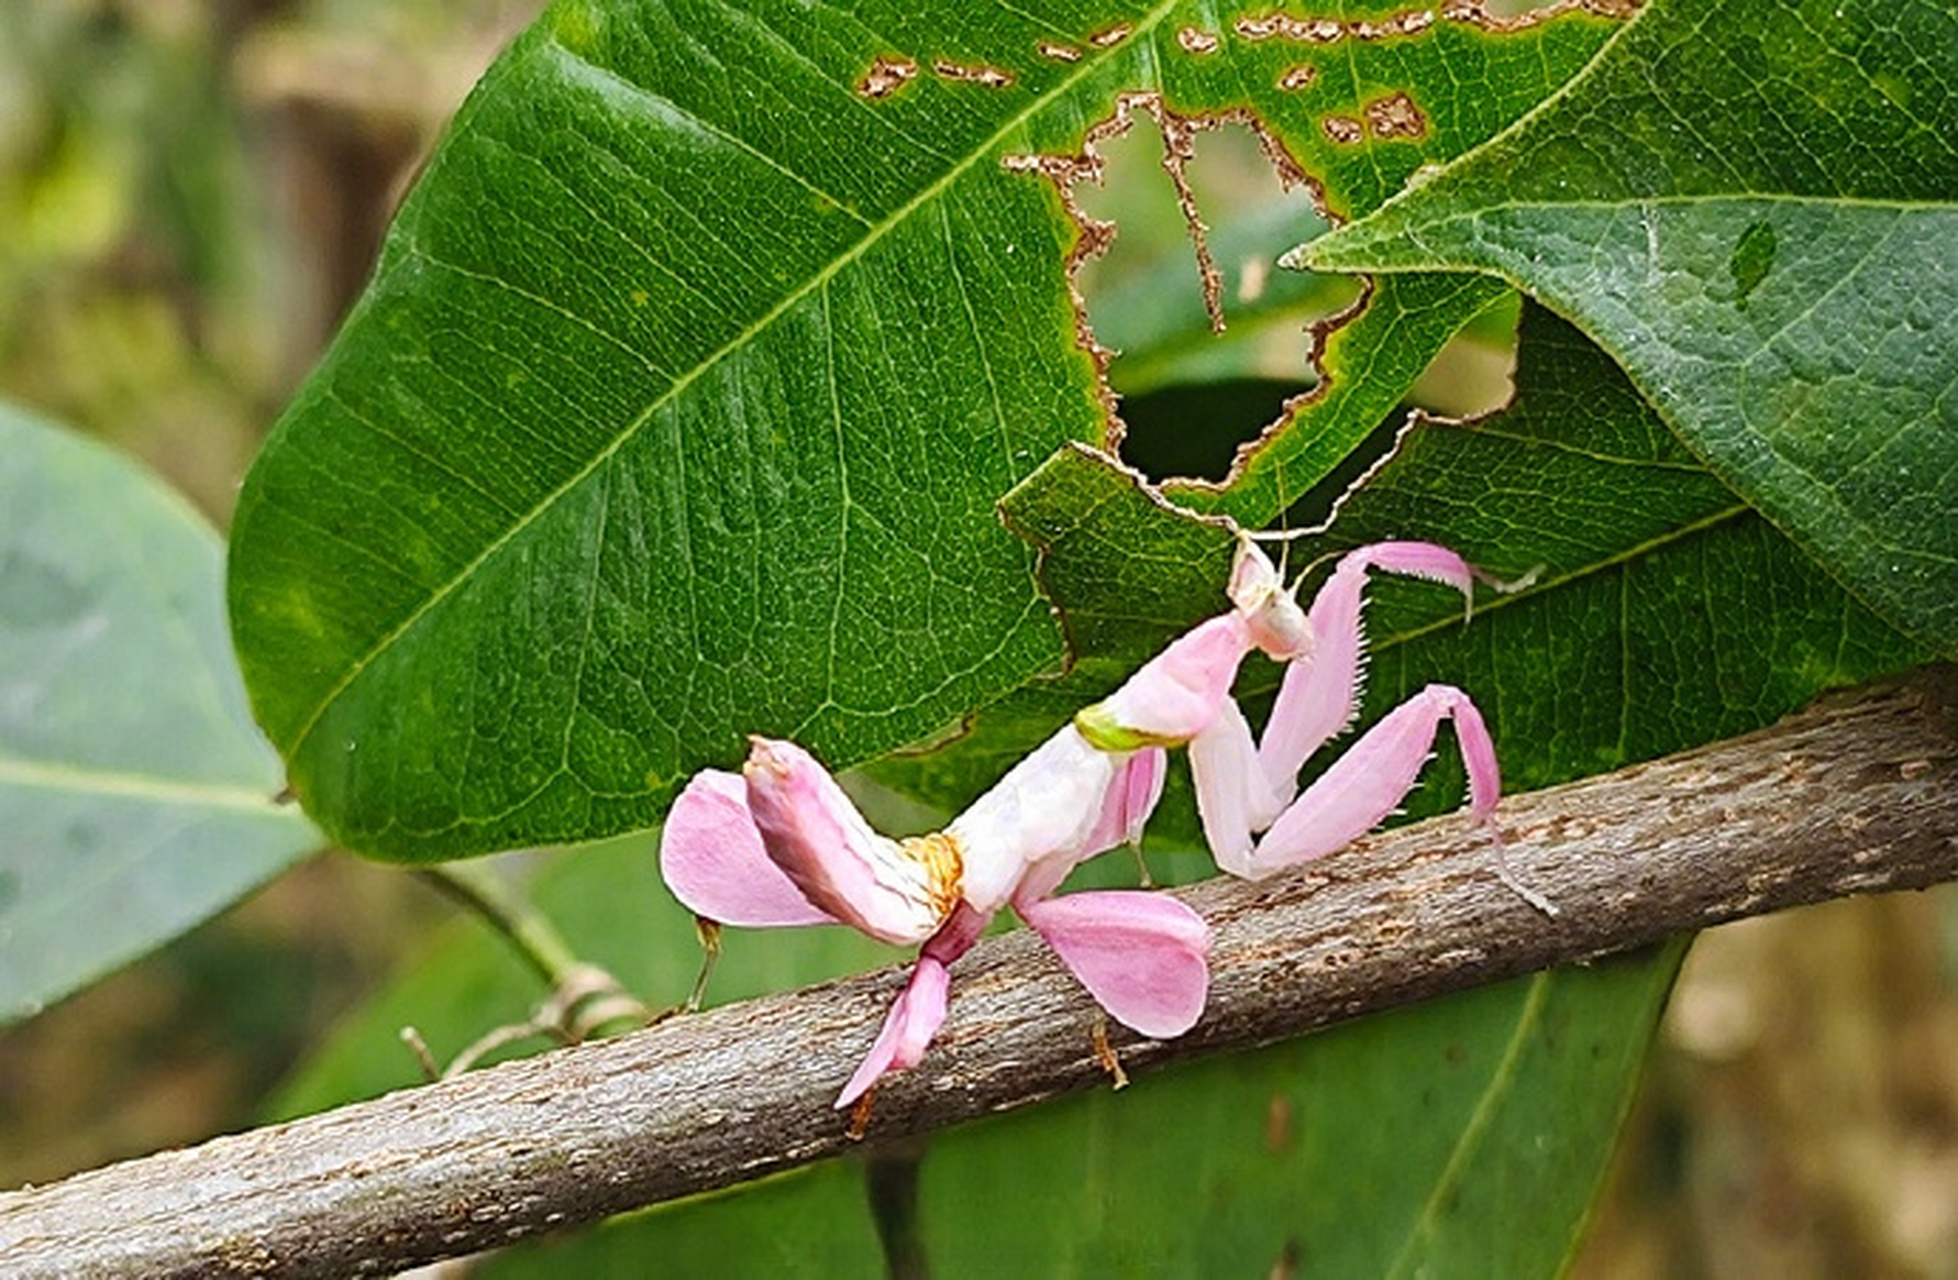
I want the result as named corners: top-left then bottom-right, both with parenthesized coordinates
top-left (416, 859), bottom-right (580, 987)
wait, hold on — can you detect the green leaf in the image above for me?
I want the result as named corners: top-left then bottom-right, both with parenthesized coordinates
top-left (226, 0), bottom-right (1626, 860)
top-left (1299, 0), bottom-right (1958, 655)
top-left (914, 946), bottom-right (1685, 1277)
top-left (251, 0), bottom-right (1934, 1260)
top-left (0, 402), bottom-right (319, 1023)
top-left (1162, 271), bottom-right (1511, 519)
top-left (1315, 316), bottom-right (1926, 797)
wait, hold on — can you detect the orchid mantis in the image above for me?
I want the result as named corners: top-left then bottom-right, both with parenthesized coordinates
top-left (657, 533), bottom-right (1543, 1111)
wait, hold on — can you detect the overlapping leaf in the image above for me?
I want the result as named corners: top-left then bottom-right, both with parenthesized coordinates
top-left (1300, 0), bottom-right (1958, 654)
top-left (226, 0), bottom-right (1623, 860)
top-left (0, 403), bottom-right (319, 1023)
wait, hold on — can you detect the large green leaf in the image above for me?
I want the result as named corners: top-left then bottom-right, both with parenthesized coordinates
top-left (1299, 0), bottom-right (1958, 655)
top-left (227, 0), bottom-right (1625, 860)
top-left (914, 947), bottom-right (1685, 1277)
top-left (0, 403), bottom-right (319, 1023)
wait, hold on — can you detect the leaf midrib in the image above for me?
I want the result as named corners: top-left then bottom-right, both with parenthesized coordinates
top-left (281, 0), bottom-right (1183, 759)
top-left (1383, 970), bottom-right (1553, 1280)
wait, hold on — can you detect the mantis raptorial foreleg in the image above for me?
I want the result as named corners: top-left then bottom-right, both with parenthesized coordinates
top-left (1190, 539), bottom-right (1556, 914)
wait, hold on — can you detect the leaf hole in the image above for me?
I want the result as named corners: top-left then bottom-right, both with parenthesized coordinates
top-left (1066, 111), bottom-right (1354, 484)
top-left (1266, 294), bottom-right (1523, 533)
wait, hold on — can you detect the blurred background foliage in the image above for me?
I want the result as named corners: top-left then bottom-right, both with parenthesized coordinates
top-left (2, 2), bottom-right (1956, 1274)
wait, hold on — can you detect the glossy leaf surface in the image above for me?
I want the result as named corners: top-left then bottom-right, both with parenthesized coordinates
top-left (0, 404), bottom-right (318, 1023)
top-left (227, 0), bottom-right (1621, 859)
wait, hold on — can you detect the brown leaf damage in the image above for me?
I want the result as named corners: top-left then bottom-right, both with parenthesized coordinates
top-left (855, 0), bottom-right (1640, 492)
top-left (932, 58), bottom-right (1014, 89)
top-left (1365, 91), bottom-right (1429, 140)
top-left (856, 54), bottom-right (917, 100)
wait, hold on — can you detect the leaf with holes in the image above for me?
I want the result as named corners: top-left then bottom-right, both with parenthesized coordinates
top-left (1300, 0), bottom-right (1958, 655)
top-left (226, 0), bottom-right (1628, 859)
top-left (0, 403), bottom-right (320, 1023)
top-left (874, 296), bottom-right (1927, 852)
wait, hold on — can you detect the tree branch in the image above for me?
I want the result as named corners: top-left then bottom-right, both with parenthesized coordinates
top-left (6, 670), bottom-right (1956, 1277)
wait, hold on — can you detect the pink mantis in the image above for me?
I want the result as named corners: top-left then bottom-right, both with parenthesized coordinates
top-left (658, 534), bottom-right (1547, 1111)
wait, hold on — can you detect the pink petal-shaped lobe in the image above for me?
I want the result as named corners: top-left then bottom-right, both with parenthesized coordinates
top-left (835, 955), bottom-right (951, 1107)
top-left (743, 737), bottom-right (953, 946)
top-left (1018, 890), bottom-right (1211, 1039)
top-left (658, 770), bottom-right (834, 927)
top-left (1075, 614), bottom-right (1253, 750)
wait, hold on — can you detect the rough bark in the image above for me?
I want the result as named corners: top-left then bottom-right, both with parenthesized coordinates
top-left (4, 670), bottom-right (1956, 1278)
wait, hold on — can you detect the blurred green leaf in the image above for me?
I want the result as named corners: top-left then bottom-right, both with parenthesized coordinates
top-left (1301, 0), bottom-right (1958, 655)
top-left (226, 0), bottom-right (1623, 860)
top-left (1087, 181), bottom-right (1347, 400)
top-left (915, 946), bottom-right (1685, 1277)
top-left (0, 402), bottom-right (319, 1023)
